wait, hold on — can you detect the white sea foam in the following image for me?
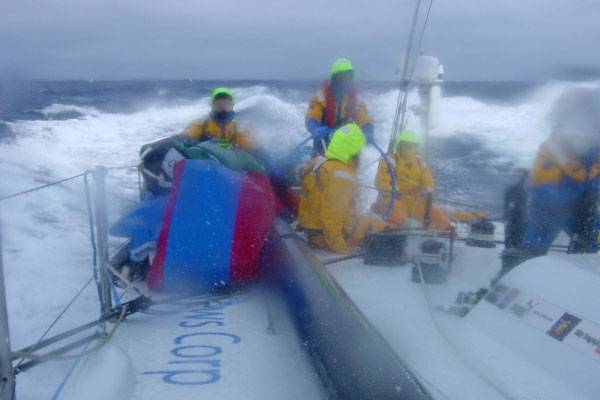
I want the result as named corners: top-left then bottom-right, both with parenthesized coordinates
top-left (41, 103), bottom-right (103, 118)
top-left (1, 80), bottom-right (598, 398)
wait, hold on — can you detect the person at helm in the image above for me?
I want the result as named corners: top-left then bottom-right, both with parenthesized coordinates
top-left (520, 87), bottom-right (600, 256)
top-left (185, 87), bottom-right (255, 151)
top-left (298, 123), bottom-right (387, 254)
top-left (305, 58), bottom-right (374, 154)
top-left (372, 130), bottom-right (451, 231)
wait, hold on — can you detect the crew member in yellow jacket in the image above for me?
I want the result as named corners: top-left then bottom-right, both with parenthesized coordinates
top-left (372, 131), bottom-right (451, 231)
top-left (305, 58), bottom-right (374, 154)
top-left (184, 87), bottom-right (255, 151)
top-left (298, 123), bottom-right (388, 254)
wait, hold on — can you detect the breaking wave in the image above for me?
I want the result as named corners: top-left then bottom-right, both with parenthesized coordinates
top-left (1, 80), bottom-right (599, 398)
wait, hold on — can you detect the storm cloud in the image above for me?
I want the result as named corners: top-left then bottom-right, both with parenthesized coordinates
top-left (2, 0), bottom-right (600, 80)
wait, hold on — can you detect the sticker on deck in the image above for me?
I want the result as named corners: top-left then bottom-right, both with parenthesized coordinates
top-left (563, 320), bottom-right (600, 362)
top-left (547, 313), bottom-right (581, 341)
top-left (491, 285), bottom-right (600, 364)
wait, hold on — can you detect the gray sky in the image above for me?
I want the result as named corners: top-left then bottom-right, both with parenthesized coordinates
top-left (2, 0), bottom-right (600, 81)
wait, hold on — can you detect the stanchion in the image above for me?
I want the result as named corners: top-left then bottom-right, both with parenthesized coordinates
top-left (0, 226), bottom-right (15, 399)
top-left (92, 166), bottom-right (112, 318)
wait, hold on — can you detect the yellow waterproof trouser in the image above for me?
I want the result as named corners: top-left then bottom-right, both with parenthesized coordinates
top-left (389, 196), bottom-right (451, 231)
top-left (307, 215), bottom-right (388, 253)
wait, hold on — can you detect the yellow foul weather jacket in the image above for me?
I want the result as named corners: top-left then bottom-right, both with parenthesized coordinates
top-left (529, 136), bottom-right (600, 187)
top-left (372, 151), bottom-right (451, 230)
top-left (298, 123), bottom-right (387, 253)
top-left (184, 117), bottom-right (256, 151)
top-left (298, 156), bottom-right (328, 231)
top-left (372, 152), bottom-right (434, 214)
top-left (316, 160), bottom-right (360, 254)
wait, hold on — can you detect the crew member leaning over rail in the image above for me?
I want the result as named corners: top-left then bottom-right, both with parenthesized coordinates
top-left (298, 123), bottom-right (388, 254)
top-left (185, 87), bottom-right (256, 151)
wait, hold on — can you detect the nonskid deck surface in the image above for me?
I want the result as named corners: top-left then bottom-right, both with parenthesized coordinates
top-left (319, 238), bottom-right (593, 400)
top-left (54, 284), bottom-right (325, 400)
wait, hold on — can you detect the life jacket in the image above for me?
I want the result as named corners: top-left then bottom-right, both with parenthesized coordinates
top-left (323, 81), bottom-right (357, 128)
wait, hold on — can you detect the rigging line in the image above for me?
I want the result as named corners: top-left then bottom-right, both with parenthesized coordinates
top-left (412, 0), bottom-right (434, 77)
top-left (406, 0), bottom-right (434, 151)
top-left (0, 163), bottom-right (138, 202)
top-left (0, 173), bottom-right (86, 202)
top-left (389, 0), bottom-right (424, 152)
top-left (105, 164), bottom-right (139, 171)
top-left (397, 1), bottom-right (432, 135)
top-left (104, 262), bottom-right (145, 298)
top-left (13, 305), bottom-right (127, 364)
top-left (14, 277), bottom-right (94, 369)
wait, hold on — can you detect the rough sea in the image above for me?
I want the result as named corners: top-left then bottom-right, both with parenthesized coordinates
top-left (0, 78), bottom-right (598, 398)
top-left (0, 79), bottom-right (575, 210)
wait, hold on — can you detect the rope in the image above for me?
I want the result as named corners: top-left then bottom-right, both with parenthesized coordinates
top-left (50, 341), bottom-right (92, 400)
top-left (291, 136), bottom-right (312, 153)
top-left (104, 262), bottom-right (144, 298)
top-left (388, 0), bottom-right (423, 151)
top-left (414, 0), bottom-right (434, 64)
top-left (0, 173), bottom-right (86, 202)
top-left (14, 277), bottom-right (94, 370)
top-left (108, 269), bottom-right (121, 308)
top-left (322, 253), bottom-right (365, 266)
top-left (0, 163), bottom-right (138, 203)
top-left (105, 164), bottom-right (139, 172)
top-left (13, 305), bottom-right (127, 362)
top-left (3, 161), bottom-right (138, 384)
top-left (388, 0), bottom-right (435, 152)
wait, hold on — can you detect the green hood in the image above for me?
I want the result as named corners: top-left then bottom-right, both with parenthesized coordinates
top-left (325, 123), bottom-right (366, 164)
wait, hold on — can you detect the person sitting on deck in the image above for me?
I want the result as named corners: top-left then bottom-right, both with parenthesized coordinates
top-left (184, 87), bottom-right (256, 151)
top-left (298, 123), bottom-right (388, 254)
top-left (371, 130), bottom-right (452, 231)
top-left (305, 58), bottom-right (375, 155)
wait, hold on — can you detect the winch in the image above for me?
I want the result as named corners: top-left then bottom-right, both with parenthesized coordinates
top-left (411, 238), bottom-right (448, 284)
top-left (363, 231), bottom-right (407, 266)
top-left (466, 218), bottom-right (496, 248)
